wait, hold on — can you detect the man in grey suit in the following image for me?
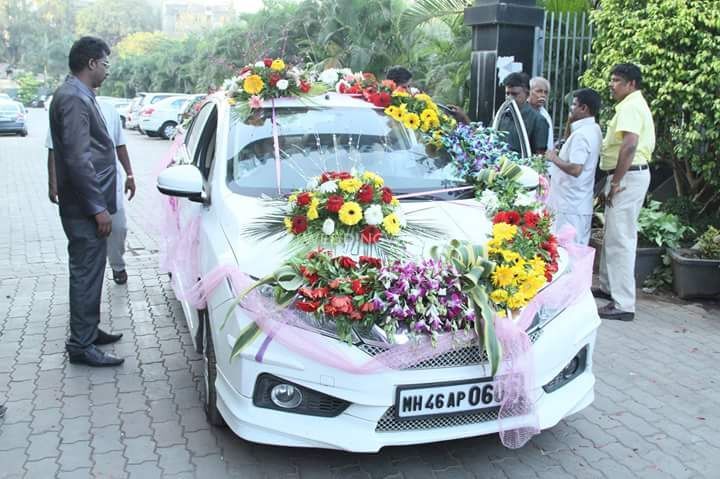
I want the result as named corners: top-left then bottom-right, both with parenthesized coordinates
top-left (49, 37), bottom-right (124, 367)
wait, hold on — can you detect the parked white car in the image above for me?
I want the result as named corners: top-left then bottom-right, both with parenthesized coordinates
top-left (127, 92), bottom-right (179, 131)
top-left (138, 95), bottom-right (190, 139)
top-left (156, 93), bottom-right (600, 452)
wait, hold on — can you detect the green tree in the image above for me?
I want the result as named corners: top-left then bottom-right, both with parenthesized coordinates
top-left (582, 0), bottom-right (720, 214)
top-left (16, 72), bottom-right (41, 104)
top-left (75, 0), bottom-right (159, 47)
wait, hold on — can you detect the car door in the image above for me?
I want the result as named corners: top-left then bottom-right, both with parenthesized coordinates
top-left (173, 101), bottom-right (218, 341)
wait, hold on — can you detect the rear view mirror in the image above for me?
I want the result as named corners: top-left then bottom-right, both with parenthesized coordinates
top-left (157, 164), bottom-right (204, 200)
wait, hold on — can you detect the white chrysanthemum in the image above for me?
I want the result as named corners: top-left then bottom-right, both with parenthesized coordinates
top-left (339, 68), bottom-right (353, 77)
top-left (318, 180), bottom-right (338, 193)
top-left (254, 61), bottom-right (266, 68)
top-left (276, 79), bottom-right (289, 91)
top-left (306, 176), bottom-right (320, 190)
top-left (319, 69), bottom-right (340, 86)
top-left (515, 191), bottom-right (536, 207)
top-left (478, 190), bottom-right (500, 215)
top-left (287, 67), bottom-right (301, 80)
top-left (364, 205), bottom-right (384, 226)
top-left (322, 218), bottom-right (335, 235)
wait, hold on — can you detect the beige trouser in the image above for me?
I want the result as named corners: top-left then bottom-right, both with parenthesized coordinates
top-left (598, 170), bottom-right (651, 312)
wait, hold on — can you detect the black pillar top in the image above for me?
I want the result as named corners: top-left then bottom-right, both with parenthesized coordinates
top-left (464, 0), bottom-right (544, 28)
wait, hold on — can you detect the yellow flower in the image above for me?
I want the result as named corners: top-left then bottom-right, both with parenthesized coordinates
top-left (283, 217), bottom-right (292, 231)
top-left (227, 97), bottom-right (237, 106)
top-left (528, 274), bottom-right (547, 291)
top-left (307, 206), bottom-right (319, 221)
top-left (501, 249), bottom-right (521, 263)
top-left (270, 59), bottom-right (285, 71)
top-left (507, 293), bottom-right (527, 310)
top-left (392, 90), bottom-right (410, 97)
top-left (414, 93), bottom-right (432, 103)
top-left (382, 213), bottom-right (402, 235)
top-left (390, 197), bottom-right (399, 206)
top-left (339, 178), bottom-right (362, 193)
top-left (362, 171), bottom-right (384, 187)
top-left (420, 109), bottom-right (438, 123)
top-left (512, 264), bottom-right (528, 282)
top-left (487, 238), bottom-right (502, 250)
top-left (492, 265), bottom-right (515, 288)
top-left (288, 193), bottom-right (297, 204)
top-left (492, 223), bottom-right (518, 242)
top-left (530, 256), bottom-right (546, 276)
top-left (403, 112), bottom-right (420, 130)
top-left (490, 289), bottom-right (509, 304)
top-left (338, 201), bottom-right (363, 225)
top-left (243, 75), bottom-right (264, 95)
top-left (519, 280), bottom-right (539, 299)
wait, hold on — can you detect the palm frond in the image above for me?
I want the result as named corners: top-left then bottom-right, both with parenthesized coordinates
top-left (399, 0), bottom-right (472, 35)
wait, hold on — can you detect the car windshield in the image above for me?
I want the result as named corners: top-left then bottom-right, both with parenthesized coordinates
top-left (226, 106), bottom-right (467, 199)
top-left (0, 104), bottom-right (19, 115)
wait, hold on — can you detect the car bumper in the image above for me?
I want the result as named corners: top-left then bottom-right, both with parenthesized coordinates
top-left (212, 289), bottom-right (600, 452)
top-left (0, 121), bottom-right (26, 133)
top-left (140, 117), bottom-right (162, 134)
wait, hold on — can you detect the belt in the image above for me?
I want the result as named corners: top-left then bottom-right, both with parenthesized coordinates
top-left (607, 164), bottom-right (649, 175)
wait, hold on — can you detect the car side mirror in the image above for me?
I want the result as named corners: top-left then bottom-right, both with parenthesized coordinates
top-left (157, 164), bottom-right (205, 201)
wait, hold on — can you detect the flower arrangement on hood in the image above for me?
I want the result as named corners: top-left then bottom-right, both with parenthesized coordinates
top-left (383, 91), bottom-right (456, 138)
top-left (486, 209), bottom-right (559, 312)
top-left (223, 58), bottom-right (324, 114)
top-left (242, 170), bottom-right (443, 260)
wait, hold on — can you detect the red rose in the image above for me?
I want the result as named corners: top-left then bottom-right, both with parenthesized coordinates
top-left (325, 195), bottom-right (344, 213)
top-left (375, 92), bottom-right (391, 108)
top-left (263, 57), bottom-right (273, 67)
top-left (338, 83), bottom-right (348, 94)
top-left (381, 187), bottom-right (394, 204)
top-left (357, 184), bottom-right (374, 203)
top-left (296, 300), bottom-right (320, 312)
top-left (359, 256), bottom-right (382, 268)
top-left (523, 211), bottom-right (540, 228)
top-left (506, 211), bottom-right (521, 225)
top-left (269, 73), bottom-right (281, 87)
top-left (296, 192), bottom-right (311, 206)
top-left (349, 84), bottom-right (361, 94)
top-left (368, 92), bottom-right (380, 105)
top-left (338, 256), bottom-right (357, 269)
top-left (299, 80), bottom-right (311, 93)
top-left (360, 301), bottom-right (376, 312)
top-left (291, 216), bottom-right (308, 234)
top-left (363, 86), bottom-right (377, 99)
top-left (350, 279), bottom-right (365, 295)
top-left (492, 212), bottom-right (509, 224)
top-left (329, 295), bottom-right (353, 314)
top-left (361, 225), bottom-right (382, 244)
top-left (329, 171), bottom-right (352, 180)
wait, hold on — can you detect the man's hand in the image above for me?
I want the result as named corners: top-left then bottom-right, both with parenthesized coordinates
top-left (94, 210), bottom-right (112, 237)
top-left (48, 182), bottom-right (58, 204)
top-left (545, 149), bottom-right (559, 164)
top-left (447, 105), bottom-right (471, 124)
top-left (125, 176), bottom-right (136, 200)
top-left (605, 182), bottom-right (626, 208)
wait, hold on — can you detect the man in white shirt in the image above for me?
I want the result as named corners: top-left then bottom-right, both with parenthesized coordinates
top-left (545, 88), bottom-right (603, 245)
top-left (47, 98), bottom-right (136, 284)
top-left (529, 76), bottom-right (554, 153)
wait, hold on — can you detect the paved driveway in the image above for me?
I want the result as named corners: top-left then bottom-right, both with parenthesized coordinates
top-left (0, 109), bottom-right (718, 478)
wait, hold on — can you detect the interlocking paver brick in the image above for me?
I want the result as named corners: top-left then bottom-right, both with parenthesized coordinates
top-left (0, 421), bottom-right (32, 451)
top-left (58, 440), bottom-right (93, 471)
top-left (27, 431), bottom-right (61, 461)
top-left (151, 420), bottom-right (185, 448)
top-left (90, 424), bottom-right (125, 454)
top-left (0, 448), bottom-right (28, 479)
top-left (59, 416), bottom-right (91, 445)
top-left (92, 450), bottom-right (129, 479)
top-left (123, 435), bottom-right (158, 464)
top-left (157, 444), bottom-right (194, 474)
top-left (24, 458), bottom-right (61, 478)
top-left (90, 403), bottom-right (122, 428)
top-left (120, 411), bottom-right (153, 439)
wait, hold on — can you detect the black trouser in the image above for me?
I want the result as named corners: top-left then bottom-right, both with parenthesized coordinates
top-left (61, 216), bottom-right (107, 353)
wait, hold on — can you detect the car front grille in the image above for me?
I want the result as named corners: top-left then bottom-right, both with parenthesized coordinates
top-left (375, 406), bottom-right (500, 432)
top-left (357, 329), bottom-right (543, 370)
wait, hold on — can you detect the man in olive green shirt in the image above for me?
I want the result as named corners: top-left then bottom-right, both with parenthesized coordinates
top-left (593, 63), bottom-right (655, 321)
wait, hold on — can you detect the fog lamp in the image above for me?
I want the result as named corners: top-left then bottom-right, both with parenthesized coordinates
top-left (270, 384), bottom-right (303, 409)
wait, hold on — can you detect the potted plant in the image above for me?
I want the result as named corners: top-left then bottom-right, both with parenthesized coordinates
top-left (635, 201), bottom-right (691, 284)
top-left (670, 226), bottom-right (720, 299)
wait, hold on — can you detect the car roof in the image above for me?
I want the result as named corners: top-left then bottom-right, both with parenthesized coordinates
top-left (153, 95), bottom-right (190, 105)
top-left (217, 92), bottom-right (379, 110)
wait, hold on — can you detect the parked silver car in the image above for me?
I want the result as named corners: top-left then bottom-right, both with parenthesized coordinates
top-left (0, 100), bottom-right (28, 136)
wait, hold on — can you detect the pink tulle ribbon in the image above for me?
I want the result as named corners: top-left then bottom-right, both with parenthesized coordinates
top-left (271, 99), bottom-right (281, 195)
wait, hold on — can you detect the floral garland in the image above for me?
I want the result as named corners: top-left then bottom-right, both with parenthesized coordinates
top-left (223, 58), bottom-right (324, 114)
top-left (383, 90), bottom-right (456, 142)
top-left (486, 209), bottom-right (559, 312)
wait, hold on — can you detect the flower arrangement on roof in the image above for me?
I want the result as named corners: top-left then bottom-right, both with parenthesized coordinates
top-left (486, 209), bottom-right (559, 312)
top-left (242, 170), bottom-right (443, 259)
top-left (383, 90), bottom-right (456, 140)
top-left (222, 58), bottom-right (326, 116)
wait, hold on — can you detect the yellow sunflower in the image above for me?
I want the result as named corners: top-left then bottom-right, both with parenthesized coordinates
top-left (414, 93), bottom-right (432, 103)
top-left (243, 75), bottom-right (264, 95)
top-left (392, 90), bottom-right (410, 97)
top-left (270, 59), bottom-right (286, 71)
top-left (338, 178), bottom-right (362, 193)
top-left (403, 112), bottom-right (420, 130)
top-left (382, 213), bottom-right (402, 235)
top-left (490, 289), bottom-right (509, 304)
top-left (338, 201), bottom-right (363, 225)
top-left (519, 280), bottom-right (539, 299)
top-left (362, 171), bottom-right (384, 187)
top-left (492, 265), bottom-right (515, 288)
top-left (507, 293), bottom-right (527, 310)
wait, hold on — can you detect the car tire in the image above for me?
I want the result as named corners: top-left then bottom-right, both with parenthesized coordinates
top-left (160, 121), bottom-right (177, 140)
top-left (19, 130), bottom-right (27, 137)
top-left (146, 131), bottom-right (159, 138)
top-left (200, 309), bottom-right (226, 427)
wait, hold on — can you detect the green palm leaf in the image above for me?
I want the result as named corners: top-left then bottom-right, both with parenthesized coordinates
top-left (399, 0), bottom-right (472, 34)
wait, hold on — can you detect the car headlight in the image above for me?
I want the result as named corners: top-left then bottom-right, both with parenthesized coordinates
top-left (527, 304), bottom-right (565, 333)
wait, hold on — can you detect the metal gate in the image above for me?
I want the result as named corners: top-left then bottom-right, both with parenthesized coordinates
top-left (534, 11), bottom-right (594, 139)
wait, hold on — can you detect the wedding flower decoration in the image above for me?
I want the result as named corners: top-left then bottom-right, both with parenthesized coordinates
top-left (383, 91), bottom-right (456, 138)
top-left (223, 58), bottom-right (325, 116)
top-left (243, 170), bottom-right (441, 259)
top-left (486, 209), bottom-right (559, 312)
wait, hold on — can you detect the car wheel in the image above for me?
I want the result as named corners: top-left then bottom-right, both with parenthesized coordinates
top-left (160, 121), bottom-right (177, 140)
top-left (200, 309), bottom-right (226, 427)
top-left (146, 131), bottom-right (159, 138)
top-left (19, 130), bottom-right (27, 137)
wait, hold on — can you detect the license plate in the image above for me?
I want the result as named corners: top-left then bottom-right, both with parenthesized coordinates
top-left (395, 377), bottom-right (503, 420)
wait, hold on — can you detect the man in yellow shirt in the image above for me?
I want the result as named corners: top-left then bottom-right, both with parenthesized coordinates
top-left (593, 63), bottom-right (655, 321)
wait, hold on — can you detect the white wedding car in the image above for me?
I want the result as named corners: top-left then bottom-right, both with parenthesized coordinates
top-left (157, 93), bottom-right (601, 452)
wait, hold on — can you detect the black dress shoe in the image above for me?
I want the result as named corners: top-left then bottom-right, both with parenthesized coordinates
top-left (68, 345), bottom-right (124, 367)
top-left (94, 329), bottom-right (123, 345)
top-left (591, 287), bottom-right (613, 301)
top-left (113, 270), bottom-right (128, 285)
top-left (598, 304), bottom-right (634, 321)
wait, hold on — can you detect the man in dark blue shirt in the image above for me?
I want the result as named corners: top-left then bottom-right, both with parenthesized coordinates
top-left (49, 36), bottom-right (124, 367)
